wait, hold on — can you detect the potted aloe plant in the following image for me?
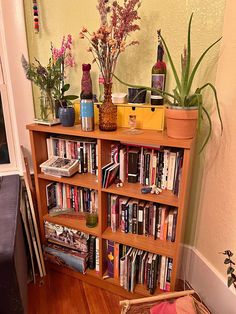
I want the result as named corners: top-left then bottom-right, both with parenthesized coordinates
top-left (115, 13), bottom-right (223, 151)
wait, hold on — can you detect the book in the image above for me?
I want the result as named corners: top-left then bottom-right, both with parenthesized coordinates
top-left (46, 182), bottom-right (57, 210)
top-left (138, 201), bottom-right (145, 235)
top-left (159, 256), bottom-right (167, 290)
top-left (111, 195), bottom-right (119, 232)
top-left (114, 242), bottom-right (120, 279)
top-left (120, 256), bottom-right (125, 287)
top-left (127, 148), bottom-right (139, 183)
top-left (119, 147), bottom-right (127, 183)
top-left (40, 156), bottom-right (79, 177)
top-left (102, 162), bottom-right (114, 188)
top-left (167, 152), bottom-right (177, 190)
top-left (88, 236), bottom-right (96, 269)
top-left (95, 237), bottom-right (99, 273)
top-left (105, 163), bottom-right (120, 188)
top-left (107, 240), bottom-right (115, 278)
top-left (44, 243), bottom-right (88, 274)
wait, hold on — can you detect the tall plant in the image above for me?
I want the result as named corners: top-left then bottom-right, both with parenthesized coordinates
top-left (115, 14), bottom-right (223, 151)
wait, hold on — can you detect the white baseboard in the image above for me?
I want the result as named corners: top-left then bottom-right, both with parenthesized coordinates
top-left (180, 245), bottom-right (236, 314)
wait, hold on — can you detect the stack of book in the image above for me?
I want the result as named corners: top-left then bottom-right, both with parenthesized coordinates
top-left (46, 182), bottom-right (98, 214)
top-left (46, 134), bottom-right (98, 175)
top-left (44, 221), bottom-right (99, 273)
top-left (107, 195), bottom-right (177, 242)
top-left (106, 241), bottom-right (173, 294)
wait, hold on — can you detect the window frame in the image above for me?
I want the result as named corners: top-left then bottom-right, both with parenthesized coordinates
top-left (0, 27), bottom-right (17, 173)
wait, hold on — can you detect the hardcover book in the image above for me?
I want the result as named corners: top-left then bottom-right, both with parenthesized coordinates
top-left (44, 243), bottom-right (89, 274)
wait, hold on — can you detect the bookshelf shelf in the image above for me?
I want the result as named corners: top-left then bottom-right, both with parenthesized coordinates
top-left (38, 172), bottom-right (98, 190)
top-left (43, 214), bottom-right (99, 237)
top-left (103, 277), bottom-right (162, 297)
top-left (102, 227), bottom-right (176, 257)
top-left (27, 123), bottom-right (195, 298)
top-left (102, 182), bottom-right (179, 207)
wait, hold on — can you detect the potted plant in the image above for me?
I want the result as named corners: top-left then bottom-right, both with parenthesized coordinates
top-left (21, 55), bottom-right (61, 124)
top-left (115, 14), bottom-right (223, 151)
top-left (51, 35), bottom-right (78, 127)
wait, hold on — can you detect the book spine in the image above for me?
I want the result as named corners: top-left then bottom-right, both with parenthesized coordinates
top-left (88, 236), bottom-right (96, 269)
top-left (138, 204), bottom-right (144, 235)
top-left (124, 204), bottom-right (129, 233)
top-left (95, 237), bottom-right (99, 273)
top-left (120, 256), bottom-right (125, 287)
top-left (107, 240), bottom-right (114, 278)
top-left (114, 242), bottom-right (120, 279)
top-left (132, 203), bottom-right (138, 234)
top-left (159, 256), bottom-right (167, 290)
top-left (171, 210), bottom-right (178, 242)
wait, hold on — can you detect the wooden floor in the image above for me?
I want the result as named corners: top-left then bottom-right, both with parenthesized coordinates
top-left (28, 270), bottom-right (124, 314)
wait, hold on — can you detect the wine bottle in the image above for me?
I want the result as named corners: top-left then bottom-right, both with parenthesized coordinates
top-left (151, 32), bottom-right (166, 106)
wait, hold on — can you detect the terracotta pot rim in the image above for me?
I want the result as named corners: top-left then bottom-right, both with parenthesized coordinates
top-left (166, 105), bottom-right (198, 110)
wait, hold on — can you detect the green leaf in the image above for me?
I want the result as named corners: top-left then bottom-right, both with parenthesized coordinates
top-left (199, 83), bottom-right (223, 134)
top-left (183, 13), bottom-right (193, 90)
top-left (159, 33), bottom-right (181, 92)
top-left (62, 84), bottom-right (70, 92)
top-left (63, 95), bottom-right (78, 100)
top-left (186, 37), bottom-right (222, 95)
top-left (227, 267), bottom-right (235, 275)
top-left (224, 258), bottom-right (231, 264)
top-left (228, 276), bottom-right (236, 287)
top-left (199, 106), bottom-right (212, 153)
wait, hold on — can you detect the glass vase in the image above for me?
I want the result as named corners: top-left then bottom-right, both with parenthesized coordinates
top-left (99, 83), bottom-right (117, 131)
top-left (35, 90), bottom-right (59, 125)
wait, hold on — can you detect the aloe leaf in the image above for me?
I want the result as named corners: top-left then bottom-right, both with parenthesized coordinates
top-left (113, 74), bottom-right (175, 105)
top-left (184, 13), bottom-right (193, 90)
top-left (196, 92), bottom-right (202, 137)
top-left (173, 88), bottom-right (181, 105)
top-left (200, 106), bottom-right (212, 152)
top-left (199, 83), bottom-right (223, 134)
top-left (186, 37), bottom-right (222, 95)
top-left (159, 33), bottom-right (182, 92)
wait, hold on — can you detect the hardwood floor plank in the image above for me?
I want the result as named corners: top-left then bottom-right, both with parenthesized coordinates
top-left (28, 270), bottom-right (123, 314)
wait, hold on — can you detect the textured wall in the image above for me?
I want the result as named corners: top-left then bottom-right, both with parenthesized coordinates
top-left (24, 0), bottom-right (228, 276)
top-left (24, 0), bottom-right (224, 104)
top-left (193, 0), bottom-right (236, 277)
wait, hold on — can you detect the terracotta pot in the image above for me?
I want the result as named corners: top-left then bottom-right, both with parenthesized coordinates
top-left (165, 107), bottom-right (198, 139)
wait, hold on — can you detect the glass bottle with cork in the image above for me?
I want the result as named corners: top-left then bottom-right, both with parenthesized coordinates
top-left (151, 30), bottom-right (166, 106)
top-left (80, 64), bottom-right (94, 131)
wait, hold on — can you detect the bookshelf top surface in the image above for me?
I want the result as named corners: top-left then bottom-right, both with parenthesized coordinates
top-left (27, 124), bottom-right (194, 149)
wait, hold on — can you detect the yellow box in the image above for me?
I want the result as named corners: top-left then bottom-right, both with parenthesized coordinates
top-left (75, 102), bottom-right (164, 131)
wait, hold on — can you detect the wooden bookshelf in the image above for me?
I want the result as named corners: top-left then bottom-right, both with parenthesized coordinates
top-left (43, 213), bottom-right (99, 237)
top-left (103, 181), bottom-right (179, 207)
top-left (102, 227), bottom-right (176, 257)
top-left (27, 123), bottom-right (195, 298)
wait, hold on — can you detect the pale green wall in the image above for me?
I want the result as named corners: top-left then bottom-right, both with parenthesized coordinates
top-left (23, 0), bottom-right (226, 267)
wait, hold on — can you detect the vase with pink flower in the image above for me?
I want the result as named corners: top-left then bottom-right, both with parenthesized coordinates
top-left (80, 0), bottom-right (141, 131)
